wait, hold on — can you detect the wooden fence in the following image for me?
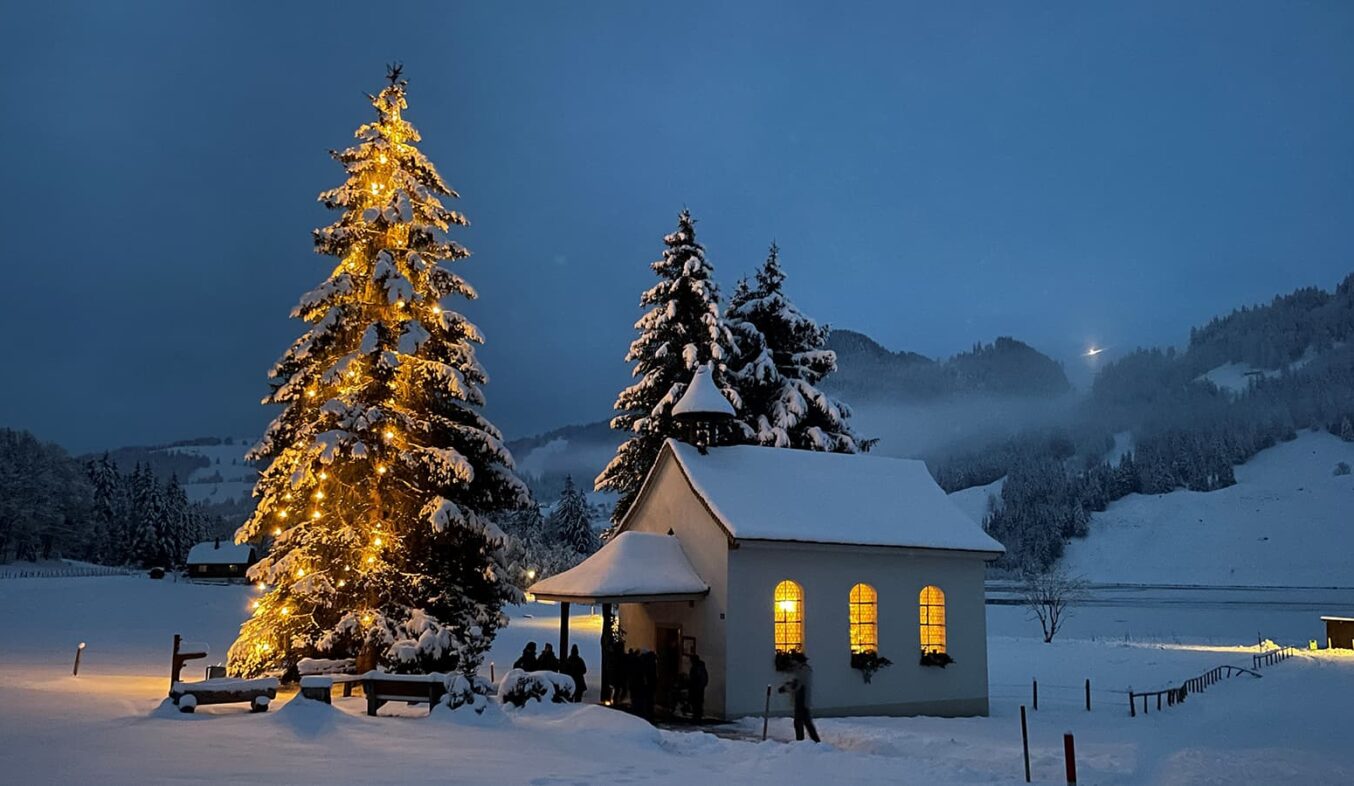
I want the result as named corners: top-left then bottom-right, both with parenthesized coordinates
top-left (1129, 663), bottom-right (1261, 717)
top-left (0, 565), bottom-right (136, 580)
top-left (1253, 646), bottom-right (1298, 669)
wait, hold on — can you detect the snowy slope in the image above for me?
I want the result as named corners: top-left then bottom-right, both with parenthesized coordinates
top-left (158, 438), bottom-right (258, 505)
top-left (1062, 431), bottom-right (1354, 586)
top-left (946, 476), bottom-right (1004, 526)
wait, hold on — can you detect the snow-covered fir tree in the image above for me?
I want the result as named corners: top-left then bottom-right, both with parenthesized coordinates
top-left (84, 453), bottom-right (124, 564)
top-left (725, 243), bottom-right (871, 452)
top-left (595, 210), bottom-right (741, 523)
top-left (547, 475), bottom-right (598, 556)
top-left (228, 68), bottom-right (528, 678)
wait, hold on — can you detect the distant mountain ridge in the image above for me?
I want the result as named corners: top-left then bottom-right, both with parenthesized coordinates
top-left (824, 330), bottom-right (1071, 400)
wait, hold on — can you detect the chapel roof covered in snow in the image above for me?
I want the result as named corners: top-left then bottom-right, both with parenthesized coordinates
top-left (527, 531), bottom-right (710, 604)
top-left (186, 540), bottom-right (256, 565)
top-left (627, 439), bottom-right (1005, 555)
top-left (672, 363), bottom-right (735, 418)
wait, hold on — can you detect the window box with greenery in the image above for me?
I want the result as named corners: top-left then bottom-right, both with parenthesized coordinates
top-left (849, 649), bottom-right (893, 683)
top-left (775, 650), bottom-right (807, 672)
top-left (919, 649), bottom-right (955, 668)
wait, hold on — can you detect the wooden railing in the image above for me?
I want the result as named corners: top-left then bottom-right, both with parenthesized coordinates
top-left (1129, 663), bottom-right (1260, 717)
top-left (0, 565), bottom-right (136, 580)
top-left (1253, 646), bottom-right (1298, 669)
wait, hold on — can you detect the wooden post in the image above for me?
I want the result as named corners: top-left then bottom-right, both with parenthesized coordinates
top-left (1129, 690), bottom-right (1135, 717)
top-left (761, 684), bottom-right (772, 741)
top-left (1033, 679), bottom-right (1038, 710)
top-left (1020, 705), bottom-right (1031, 783)
top-left (1156, 693), bottom-right (1162, 711)
top-left (73, 642), bottom-right (86, 676)
top-left (559, 602), bottom-right (571, 658)
top-left (601, 603), bottom-right (614, 703)
top-left (489, 662), bottom-right (495, 683)
top-left (1063, 733), bottom-right (1077, 784)
top-left (1084, 678), bottom-right (1090, 711)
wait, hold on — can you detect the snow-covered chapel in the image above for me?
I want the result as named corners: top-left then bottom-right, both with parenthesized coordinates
top-left (529, 367), bottom-right (1004, 720)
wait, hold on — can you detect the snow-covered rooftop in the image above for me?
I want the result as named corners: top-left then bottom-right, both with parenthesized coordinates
top-left (186, 541), bottom-right (256, 565)
top-left (527, 531), bottom-right (710, 603)
top-left (654, 439), bottom-right (1005, 554)
top-left (672, 364), bottom-right (735, 417)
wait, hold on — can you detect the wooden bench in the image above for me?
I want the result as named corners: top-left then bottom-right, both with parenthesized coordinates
top-left (170, 677), bottom-right (279, 713)
top-left (357, 671), bottom-right (446, 716)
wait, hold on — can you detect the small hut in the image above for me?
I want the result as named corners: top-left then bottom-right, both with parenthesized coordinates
top-left (186, 539), bottom-right (257, 580)
top-left (1321, 616), bottom-right (1354, 649)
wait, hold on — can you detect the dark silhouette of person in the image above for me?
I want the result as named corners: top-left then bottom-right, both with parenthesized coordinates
top-left (563, 644), bottom-right (588, 702)
top-left (641, 650), bottom-right (658, 720)
top-left (537, 642), bottom-right (560, 672)
top-left (778, 655), bottom-right (820, 742)
top-left (687, 653), bottom-right (709, 722)
top-left (612, 644), bottom-right (631, 704)
top-left (513, 642), bottom-right (538, 672)
top-left (626, 649), bottom-right (645, 715)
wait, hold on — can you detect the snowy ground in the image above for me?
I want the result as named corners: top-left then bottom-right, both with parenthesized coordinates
top-left (1062, 431), bottom-right (1354, 586)
top-left (2, 575), bottom-right (1351, 784)
top-left (161, 438), bottom-right (258, 505)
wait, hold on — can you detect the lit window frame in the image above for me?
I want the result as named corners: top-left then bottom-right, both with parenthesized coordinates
top-left (773, 579), bottom-right (804, 653)
top-left (919, 585), bottom-right (946, 654)
top-left (848, 583), bottom-right (878, 654)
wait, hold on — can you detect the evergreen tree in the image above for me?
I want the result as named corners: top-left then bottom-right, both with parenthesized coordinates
top-left (596, 209), bottom-right (739, 523)
top-left (85, 453), bottom-right (124, 564)
top-left (726, 243), bottom-right (871, 452)
top-left (228, 68), bottom-right (528, 678)
top-left (127, 463), bottom-right (163, 567)
top-left (547, 476), bottom-right (598, 556)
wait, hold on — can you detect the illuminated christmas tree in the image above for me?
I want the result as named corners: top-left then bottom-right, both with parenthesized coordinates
top-left (228, 67), bottom-right (528, 678)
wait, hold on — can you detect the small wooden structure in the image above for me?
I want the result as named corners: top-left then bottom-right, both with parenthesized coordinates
top-left (167, 634), bottom-right (277, 712)
top-left (1322, 615), bottom-right (1354, 649)
top-left (356, 672), bottom-right (447, 716)
top-left (186, 539), bottom-right (257, 580)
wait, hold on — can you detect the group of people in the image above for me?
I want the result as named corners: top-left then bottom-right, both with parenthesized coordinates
top-left (602, 642), bottom-right (710, 723)
top-left (512, 641), bottom-right (588, 702)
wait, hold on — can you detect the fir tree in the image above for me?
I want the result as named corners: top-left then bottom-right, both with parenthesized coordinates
top-left (228, 68), bottom-right (528, 678)
top-left (85, 453), bottom-right (123, 564)
top-left (547, 476), bottom-right (598, 556)
top-left (127, 463), bottom-right (164, 567)
top-left (596, 209), bottom-right (739, 523)
top-left (726, 243), bottom-right (871, 452)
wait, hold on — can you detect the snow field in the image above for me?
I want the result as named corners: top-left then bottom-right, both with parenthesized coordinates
top-left (1, 575), bottom-right (1351, 783)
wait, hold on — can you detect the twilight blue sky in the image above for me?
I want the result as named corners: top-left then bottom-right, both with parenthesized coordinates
top-left (2, 1), bottom-right (1352, 453)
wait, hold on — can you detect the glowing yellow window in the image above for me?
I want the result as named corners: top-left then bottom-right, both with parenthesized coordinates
top-left (849, 583), bottom-right (878, 653)
top-left (919, 585), bottom-right (946, 654)
top-left (773, 580), bottom-right (804, 653)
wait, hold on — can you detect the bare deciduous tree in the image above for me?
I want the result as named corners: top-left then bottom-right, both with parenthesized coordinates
top-left (1022, 567), bottom-right (1088, 643)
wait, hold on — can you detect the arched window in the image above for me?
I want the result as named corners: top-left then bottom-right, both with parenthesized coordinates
top-left (848, 583), bottom-right (878, 653)
top-left (919, 585), bottom-right (946, 654)
top-left (773, 580), bottom-right (804, 653)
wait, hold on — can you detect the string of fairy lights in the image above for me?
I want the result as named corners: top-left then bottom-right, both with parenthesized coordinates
top-left (237, 79), bottom-right (455, 666)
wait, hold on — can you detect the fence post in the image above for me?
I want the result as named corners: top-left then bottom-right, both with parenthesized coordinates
top-left (1129, 690), bottom-right (1135, 717)
top-left (1064, 733), bottom-right (1078, 784)
top-left (1085, 679), bottom-right (1091, 711)
top-left (1033, 679), bottom-right (1038, 711)
top-left (761, 684), bottom-right (772, 741)
top-left (1020, 705), bottom-right (1031, 783)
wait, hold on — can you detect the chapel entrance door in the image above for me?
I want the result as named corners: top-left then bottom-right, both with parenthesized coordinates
top-left (654, 625), bottom-right (681, 712)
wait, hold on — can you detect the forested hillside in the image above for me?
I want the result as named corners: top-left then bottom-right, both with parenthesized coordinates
top-left (939, 272), bottom-right (1354, 573)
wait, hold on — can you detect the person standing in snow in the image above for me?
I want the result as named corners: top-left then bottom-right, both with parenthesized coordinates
top-left (513, 642), bottom-right (538, 672)
top-left (778, 656), bottom-right (820, 742)
top-left (564, 644), bottom-right (588, 702)
top-left (537, 642), bottom-right (560, 672)
top-left (687, 653), bottom-right (709, 722)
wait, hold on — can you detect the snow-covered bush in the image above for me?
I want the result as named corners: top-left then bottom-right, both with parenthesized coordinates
top-left (1334, 461), bottom-right (1351, 476)
top-left (497, 669), bottom-right (574, 707)
top-left (441, 674), bottom-right (492, 714)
